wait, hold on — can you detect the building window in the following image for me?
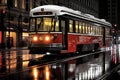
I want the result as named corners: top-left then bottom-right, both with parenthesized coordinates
top-left (2, 0), bottom-right (7, 3)
top-left (30, 0), bottom-right (33, 10)
top-left (21, 0), bottom-right (25, 9)
top-left (15, 0), bottom-right (18, 7)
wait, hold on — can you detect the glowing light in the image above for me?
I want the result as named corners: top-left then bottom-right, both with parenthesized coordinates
top-left (1, 9), bottom-right (6, 14)
top-left (32, 68), bottom-right (39, 79)
top-left (33, 36), bottom-right (38, 41)
top-left (46, 52), bottom-right (51, 55)
top-left (44, 66), bottom-right (50, 80)
top-left (39, 36), bottom-right (43, 40)
top-left (44, 35), bottom-right (50, 42)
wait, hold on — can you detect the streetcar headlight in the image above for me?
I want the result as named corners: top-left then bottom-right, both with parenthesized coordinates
top-left (44, 35), bottom-right (50, 42)
top-left (33, 36), bottom-right (38, 42)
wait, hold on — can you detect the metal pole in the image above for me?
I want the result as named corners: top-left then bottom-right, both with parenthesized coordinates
top-left (18, 14), bottom-right (22, 47)
top-left (7, 7), bottom-right (11, 48)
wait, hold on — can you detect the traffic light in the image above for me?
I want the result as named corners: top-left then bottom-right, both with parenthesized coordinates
top-left (114, 23), bottom-right (117, 27)
top-left (0, 9), bottom-right (6, 31)
top-left (112, 28), bottom-right (115, 33)
top-left (0, 9), bottom-right (6, 18)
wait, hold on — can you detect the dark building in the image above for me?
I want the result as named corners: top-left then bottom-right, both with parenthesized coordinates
top-left (0, 0), bottom-right (99, 48)
top-left (108, 0), bottom-right (118, 26)
top-left (99, 0), bottom-right (108, 20)
top-left (99, 0), bottom-right (120, 33)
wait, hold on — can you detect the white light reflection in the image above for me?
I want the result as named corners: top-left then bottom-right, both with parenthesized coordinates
top-left (105, 63), bottom-right (109, 71)
top-left (46, 52), bottom-right (51, 55)
top-left (119, 45), bottom-right (120, 53)
top-left (111, 45), bottom-right (117, 64)
top-left (69, 64), bottom-right (76, 73)
top-left (119, 45), bottom-right (120, 62)
top-left (106, 46), bottom-right (111, 51)
top-left (77, 64), bottom-right (102, 80)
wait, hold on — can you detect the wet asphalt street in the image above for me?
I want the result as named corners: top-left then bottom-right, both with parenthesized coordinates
top-left (0, 44), bottom-right (120, 80)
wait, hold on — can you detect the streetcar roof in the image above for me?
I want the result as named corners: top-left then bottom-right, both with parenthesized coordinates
top-left (30, 5), bottom-right (112, 27)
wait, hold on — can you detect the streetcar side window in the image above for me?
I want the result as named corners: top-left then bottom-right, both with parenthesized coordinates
top-left (79, 22), bottom-right (82, 33)
top-left (90, 25), bottom-right (103, 35)
top-left (97, 27), bottom-right (99, 35)
top-left (94, 26), bottom-right (99, 35)
top-left (75, 21), bottom-right (79, 33)
top-left (96, 26), bottom-right (103, 35)
top-left (55, 20), bottom-right (59, 31)
top-left (84, 22), bottom-right (89, 34)
top-left (105, 27), bottom-right (110, 35)
top-left (90, 25), bottom-right (93, 35)
top-left (85, 23), bottom-right (88, 34)
top-left (61, 20), bottom-right (65, 35)
top-left (69, 20), bottom-right (73, 32)
top-left (88, 24), bottom-right (91, 34)
top-left (97, 27), bottom-right (100, 35)
top-left (98, 27), bottom-right (101, 35)
top-left (82, 23), bottom-right (85, 34)
top-left (82, 22), bottom-right (85, 34)
top-left (94, 26), bottom-right (97, 35)
top-left (91, 26), bottom-right (96, 35)
top-left (100, 27), bottom-right (102, 35)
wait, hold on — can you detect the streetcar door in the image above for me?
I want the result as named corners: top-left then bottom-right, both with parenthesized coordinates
top-left (61, 19), bottom-right (68, 50)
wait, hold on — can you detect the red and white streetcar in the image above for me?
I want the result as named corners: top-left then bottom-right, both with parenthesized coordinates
top-left (28, 5), bottom-right (112, 54)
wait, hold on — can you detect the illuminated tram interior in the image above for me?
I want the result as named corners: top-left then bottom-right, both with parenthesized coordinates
top-left (28, 5), bottom-right (112, 54)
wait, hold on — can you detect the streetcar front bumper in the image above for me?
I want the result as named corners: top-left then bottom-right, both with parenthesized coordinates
top-left (28, 43), bottom-right (63, 54)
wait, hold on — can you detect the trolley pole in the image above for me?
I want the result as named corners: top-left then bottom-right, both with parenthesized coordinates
top-left (18, 14), bottom-right (22, 47)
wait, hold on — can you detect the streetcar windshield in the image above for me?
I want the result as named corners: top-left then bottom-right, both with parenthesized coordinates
top-left (29, 17), bottom-right (59, 32)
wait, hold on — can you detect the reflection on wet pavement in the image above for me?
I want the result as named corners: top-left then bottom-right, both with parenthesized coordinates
top-left (75, 52), bottom-right (110, 80)
top-left (0, 50), bottom-right (44, 74)
top-left (0, 44), bottom-right (119, 80)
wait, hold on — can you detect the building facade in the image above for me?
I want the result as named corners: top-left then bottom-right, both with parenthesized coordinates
top-left (108, 0), bottom-right (118, 27)
top-left (0, 0), bottom-right (99, 48)
top-left (108, 0), bottom-right (120, 42)
top-left (100, 0), bottom-right (120, 34)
